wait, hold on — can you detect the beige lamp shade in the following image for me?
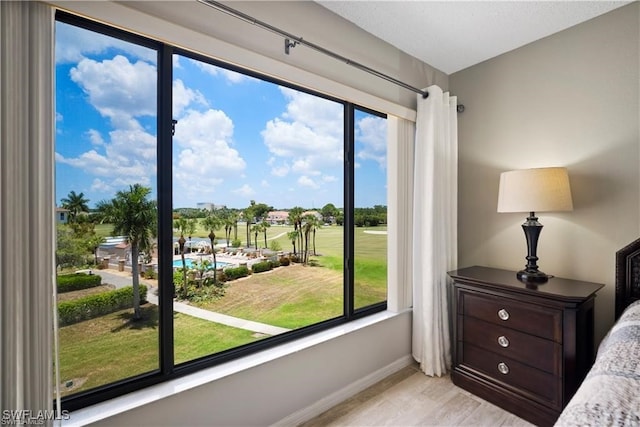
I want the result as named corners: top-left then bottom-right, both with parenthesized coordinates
top-left (497, 167), bottom-right (573, 213)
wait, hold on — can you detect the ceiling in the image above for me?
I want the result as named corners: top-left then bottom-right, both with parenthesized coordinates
top-left (316, 1), bottom-right (633, 74)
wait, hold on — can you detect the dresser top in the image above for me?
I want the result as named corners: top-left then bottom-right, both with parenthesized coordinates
top-left (448, 266), bottom-right (605, 301)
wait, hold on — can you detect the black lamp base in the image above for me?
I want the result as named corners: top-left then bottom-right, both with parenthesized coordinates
top-left (517, 212), bottom-right (552, 285)
top-left (517, 269), bottom-right (550, 284)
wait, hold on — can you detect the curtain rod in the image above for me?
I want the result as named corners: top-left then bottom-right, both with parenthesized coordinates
top-left (196, 0), bottom-right (430, 99)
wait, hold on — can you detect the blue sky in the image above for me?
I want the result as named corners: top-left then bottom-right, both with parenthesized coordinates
top-left (55, 21), bottom-right (387, 210)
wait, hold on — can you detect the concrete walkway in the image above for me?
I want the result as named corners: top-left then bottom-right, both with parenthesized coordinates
top-left (97, 270), bottom-right (290, 336)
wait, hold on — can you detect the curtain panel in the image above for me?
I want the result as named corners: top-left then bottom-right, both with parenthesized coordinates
top-left (411, 85), bottom-right (458, 376)
top-left (0, 1), bottom-right (55, 420)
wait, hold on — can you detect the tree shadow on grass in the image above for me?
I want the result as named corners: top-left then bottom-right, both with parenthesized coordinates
top-left (111, 304), bottom-right (159, 332)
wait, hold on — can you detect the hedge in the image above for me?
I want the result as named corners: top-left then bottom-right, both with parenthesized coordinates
top-left (57, 273), bottom-right (102, 293)
top-left (58, 285), bottom-right (148, 326)
top-left (251, 261), bottom-right (272, 273)
top-left (223, 265), bottom-right (250, 281)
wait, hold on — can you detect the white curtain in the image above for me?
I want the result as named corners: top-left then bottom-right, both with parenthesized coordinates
top-left (412, 85), bottom-right (458, 376)
top-left (0, 0), bottom-right (55, 419)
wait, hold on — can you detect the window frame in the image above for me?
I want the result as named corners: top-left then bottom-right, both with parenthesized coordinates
top-left (56, 10), bottom-right (387, 412)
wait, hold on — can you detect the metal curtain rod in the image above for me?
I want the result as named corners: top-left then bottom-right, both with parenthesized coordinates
top-left (196, 0), bottom-right (430, 98)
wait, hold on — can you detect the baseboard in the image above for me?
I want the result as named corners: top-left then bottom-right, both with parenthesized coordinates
top-left (272, 354), bottom-right (415, 426)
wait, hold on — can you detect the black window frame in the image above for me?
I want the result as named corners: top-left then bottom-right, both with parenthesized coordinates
top-left (55, 10), bottom-right (387, 412)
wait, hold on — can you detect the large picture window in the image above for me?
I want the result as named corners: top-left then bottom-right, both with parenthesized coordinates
top-left (54, 11), bottom-right (387, 410)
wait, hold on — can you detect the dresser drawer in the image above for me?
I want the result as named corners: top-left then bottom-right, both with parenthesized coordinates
top-left (460, 316), bottom-right (561, 374)
top-left (461, 343), bottom-right (561, 409)
top-left (460, 291), bottom-right (562, 342)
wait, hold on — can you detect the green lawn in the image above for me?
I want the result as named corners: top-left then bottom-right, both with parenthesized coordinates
top-left (58, 304), bottom-right (261, 397)
top-left (58, 223), bottom-right (387, 398)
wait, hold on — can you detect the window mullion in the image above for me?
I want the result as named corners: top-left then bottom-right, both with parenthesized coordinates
top-left (158, 44), bottom-right (175, 375)
top-left (344, 103), bottom-right (355, 318)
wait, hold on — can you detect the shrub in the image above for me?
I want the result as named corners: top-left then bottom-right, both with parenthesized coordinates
top-left (251, 261), bottom-right (272, 273)
top-left (57, 285), bottom-right (148, 326)
top-left (278, 256), bottom-right (290, 266)
top-left (268, 240), bottom-right (282, 251)
top-left (268, 259), bottom-right (281, 269)
top-left (223, 265), bottom-right (250, 281)
top-left (231, 239), bottom-right (242, 248)
top-left (57, 273), bottom-right (102, 293)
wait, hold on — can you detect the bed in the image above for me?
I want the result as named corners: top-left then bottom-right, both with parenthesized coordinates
top-left (554, 237), bottom-right (640, 426)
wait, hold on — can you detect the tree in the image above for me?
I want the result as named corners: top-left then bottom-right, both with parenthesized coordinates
top-left (288, 206), bottom-right (304, 257)
top-left (301, 214), bottom-right (317, 264)
top-left (320, 203), bottom-right (339, 224)
top-left (201, 213), bottom-right (222, 283)
top-left (96, 184), bottom-right (156, 320)
top-left (174, 217), bottom-right (197, 298)
top-left (243, 205), bottom-right (255, 248)
top-left (61, 190), bottom-right (89, 222)
top-left (261, 220), bottom-right (270, 248)
top-left (287, 230), bottom-right (299, 256)
top-left (251, 223), bottom-right (261, 250)
top-left (306, 215), bottom-right (322, 256)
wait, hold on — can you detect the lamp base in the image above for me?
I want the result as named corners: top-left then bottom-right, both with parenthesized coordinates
top-left (516, 269), bottom-right (550, 284)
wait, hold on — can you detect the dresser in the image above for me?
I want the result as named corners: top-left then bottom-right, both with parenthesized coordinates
top-left (448, 266), bottom-right (604, 426)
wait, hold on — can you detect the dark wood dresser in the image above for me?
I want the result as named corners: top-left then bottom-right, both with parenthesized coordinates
top-left (448, 266), bottom-right (604, 426)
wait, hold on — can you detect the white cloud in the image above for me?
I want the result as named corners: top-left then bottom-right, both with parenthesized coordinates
top-left (56, 112), bottom-right (63, 122)
top-left (261, 88), bottom-right (343, 177)
top-left (173, 79), bottom-right (208, 117)
top-left (55, 21), bottom-right (157, 64)
top-left (55, 121), bottom-right (156, 193)
top-left (270, 163), bottom-right (290, 177)
top-left (70, 55), bottom-right (156, 126)
top-left (191, 60), bottom-right (255, 84)
top-left (356, 115), bottom-right (387, 168)
top-left (172, 109), bottom-right (247, 200)
top-left (233, 184), bottom-right (255, 197)
top-left (87, 129), bottom-right (104, 146)
top-left (90, 178), bottom-right (113, 193)
top-left (298, 175), bottom-right (319, 189)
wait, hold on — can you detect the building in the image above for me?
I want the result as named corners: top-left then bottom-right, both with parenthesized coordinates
top-left (55, 207), bottom-right (69, 224)
top-left (266, 210), bottom-right (289, 224)
top-left (2, 1), bottom-right (638, 425)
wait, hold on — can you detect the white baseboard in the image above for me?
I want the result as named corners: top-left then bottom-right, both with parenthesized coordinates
top-left (272, 354), bottom-right (415, 427)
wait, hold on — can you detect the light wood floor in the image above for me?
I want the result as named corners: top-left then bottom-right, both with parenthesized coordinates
top-left (299, 364), bottom-right (536, 427)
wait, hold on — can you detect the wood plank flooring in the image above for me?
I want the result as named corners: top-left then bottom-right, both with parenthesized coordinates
top-left (299, 364), bottom-right (535, 427)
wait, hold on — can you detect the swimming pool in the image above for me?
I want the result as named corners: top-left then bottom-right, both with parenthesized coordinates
top-left (172, 258), bottom-right (231, 270)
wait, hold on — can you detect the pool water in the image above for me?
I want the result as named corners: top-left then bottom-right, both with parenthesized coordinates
top-left (172, 258), bottom-right (230, 270)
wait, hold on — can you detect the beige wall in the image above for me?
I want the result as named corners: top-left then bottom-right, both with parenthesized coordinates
top-left (450, 2), bottom-right (640, 344)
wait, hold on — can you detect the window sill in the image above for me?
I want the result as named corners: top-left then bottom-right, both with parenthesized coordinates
top-left (63, 309), bottom-right (406, 427)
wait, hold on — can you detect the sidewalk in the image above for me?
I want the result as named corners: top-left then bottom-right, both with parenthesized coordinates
top-left (97, 270), bottom-right (290, 336)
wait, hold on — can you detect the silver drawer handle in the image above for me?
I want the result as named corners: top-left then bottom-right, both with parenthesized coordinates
top-left (497, 335), bottom-right (510, 348)
top-left (497, 308), bottom-right (510, 321)
top-left (498, 362), bottom-right (510, 375)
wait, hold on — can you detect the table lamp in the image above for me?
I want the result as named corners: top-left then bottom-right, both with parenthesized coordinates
top-left (497, 167), bottom-right (573, 283)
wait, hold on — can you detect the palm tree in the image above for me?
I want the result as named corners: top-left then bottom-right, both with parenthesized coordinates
top-left (243, 205), bottom-right (255, 248)
top-left (301, 214), bottom-right (316, 264)
top-left (306, 215), bottom-right (322, 255)
top-left (61, 190), bottom-right (90, 222)
top-left (261, 220), bottom-right (270, 248)
top-left (96, 184), bottom-right (156, 320)
top-left (174, 217), bottom-right (196, 298)
top-left (288, 207), bottom-right (304, 256)
top-left (287, 230), bottom-right (299, 257)
top-left (251, 223), bottom-right (262, 250)
top-left (201, 213), bottom-right (222, 283)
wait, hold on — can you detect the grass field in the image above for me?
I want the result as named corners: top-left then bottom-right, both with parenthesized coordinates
top-left (58, 223), bottom-right (387, 397)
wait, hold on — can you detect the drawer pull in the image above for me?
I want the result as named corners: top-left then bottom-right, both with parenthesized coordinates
top-left (497, 335), bottom-right (510, 348)
top-left (497, 308), bottom-right (510, 321)
top-left (497, 362), bottom-right (510, 375)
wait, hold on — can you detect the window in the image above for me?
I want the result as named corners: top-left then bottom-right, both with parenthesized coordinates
top-left (54, 12), bottom-right (387, 410)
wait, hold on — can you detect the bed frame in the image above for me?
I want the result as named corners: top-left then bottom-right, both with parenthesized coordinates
top-left (615, 236), bottom-right (640, 319)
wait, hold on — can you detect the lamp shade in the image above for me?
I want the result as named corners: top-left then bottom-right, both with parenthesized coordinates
top-left (497, 167), bottom-right (573, 213)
